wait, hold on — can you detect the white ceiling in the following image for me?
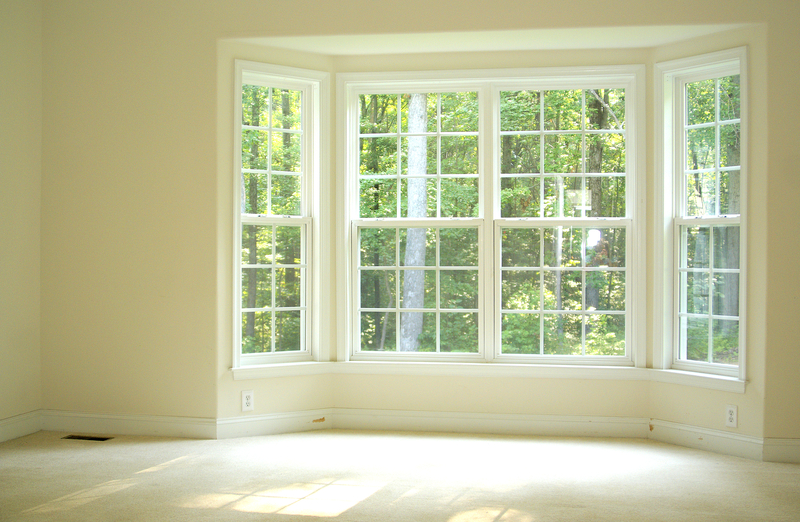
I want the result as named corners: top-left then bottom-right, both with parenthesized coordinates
top-left (239, 25), bottom-right (745, 56)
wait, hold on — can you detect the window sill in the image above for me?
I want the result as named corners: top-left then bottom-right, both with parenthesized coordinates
top-left (231, 361), bottom-right (746, 392)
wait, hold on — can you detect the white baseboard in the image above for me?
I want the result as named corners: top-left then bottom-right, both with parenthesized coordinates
top-left (331, 408), bottom-right (651, 439)
top-left (6, 408), bottom-right (799, 464)
top-left (0, 411), bottom-right (41, 443)
top-left (216, 409), bottom-right (333, 439)
top-left (648, 419), bottom-right (765, 461)
top-left (762, 438), bottom-right (800, 464)
top-left (40, 410), bottom-right (217, 439)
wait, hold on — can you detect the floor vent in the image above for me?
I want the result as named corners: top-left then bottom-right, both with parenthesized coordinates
top-left (62, 435), bottom-right (113, 441)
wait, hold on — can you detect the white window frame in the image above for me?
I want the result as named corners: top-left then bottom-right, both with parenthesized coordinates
top-left (655, 48), bottom-right (747, 380)
top-left (233, 61), bottom-right (326, 367)
top-left (340, 67), bottom-right (645, 366)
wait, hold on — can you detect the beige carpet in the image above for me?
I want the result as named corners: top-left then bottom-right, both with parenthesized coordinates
top-left (1, 429), bottom-right (799, 521)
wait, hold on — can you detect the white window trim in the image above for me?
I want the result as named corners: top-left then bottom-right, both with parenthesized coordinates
top-left (655, 47), bottom-right (748, 382)
top-left (338, 66), bottom-right (646, 366)
top-left (232, 60), bottom-right (329, 368)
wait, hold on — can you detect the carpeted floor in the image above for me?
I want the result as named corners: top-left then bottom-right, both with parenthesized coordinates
top-left (1, 429), bottom-right (799, 521)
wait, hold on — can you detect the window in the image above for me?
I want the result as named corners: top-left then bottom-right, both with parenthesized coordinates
top-left (657, 48), bottom-right (746, 378)
top-left (234, 62), bottom-right (324, 366)
top-left (342, 68), bottom-right (643, 364)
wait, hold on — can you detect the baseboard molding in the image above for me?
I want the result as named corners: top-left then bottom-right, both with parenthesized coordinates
top-left (0, 411), bottom-right (41, 443)
top-left (39, 410), bottom-right (217, 439)
top-left (762, 438), bottom-right (800, 464)
top-left (6, 409), bottom-right (798, 463)
top-left (331, 408), bottom-right (651, 438)
top-left (648, 419), bottom-right (765, 461)
top-left (216, 409), bottom-right (334, 439)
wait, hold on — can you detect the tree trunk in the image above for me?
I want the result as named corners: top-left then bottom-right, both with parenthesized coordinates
top-left (400, 93), bottom-right (428, 351)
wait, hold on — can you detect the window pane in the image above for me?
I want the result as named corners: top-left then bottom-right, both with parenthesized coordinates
top-left (399, 228), bottom-right (435, 266)
top-left (242, 85), bottom-right (270, 126)
top-left (502, 228), bottom-right (540, 268)
top-left (242, 268), bottom-right (271, 309)
top-left (400, 177), bottom-right (436, 218)
top-left (585, 314), bottom-right (625, 355)
top-left (501, 135), bottom-right (540, 174)
top-left (686, 127), bottom-right (715, 170)
top-left (360, 270), bottom-right (395, 309)
top-left (360, 228), bottom-right (396, 267)
top-left (587, 271), bottom-right (625, 311)
top-left (683, 316), bottom-right (709, 362)
top-left (440, 228), bottom-right (478, 267)
top-left (586, 228), bottom-right (625, 267)
top-left (682, 272), bottom-right (709, 314)
top-left (275, 268), bottom-right (301, 307)
top-left (502, 270), bottom-right (540, 310)
top-left (271, 174), bottom-right (301, 215)
top-left (242, 311), bottom-right (271, 354)
top-left (360, 137), bottom-right (397, 176)
top-left (360, 179), bottom-right (397, 218)
top-left (719, 75), bottom-right (741, 121)
top-left (543, 271), bottom-right (582, 310)
top-left (400, 136), bottom-right (434, 175)
top-left (242, 224), bottom-right (271, 264)
top-left (544, 134), bottom-right (582, 173)
top-left (720, 123), bottom-right (740, 168)
top-left (440, 313), bottom-right (478, 352)
top-left (543, 227), bottom-right (582, 268)
top-left (274, 311), bottom-right (301, 352)
top-left (544, 90), bottom-right (581, 130)
top-left (543, 314), bottom-right (582, 354)
top-left (440, 92), bottom-right (479, 132)
top-left (713, 226), bottom-right (740, 269)
top-left (274, 226), bottom-right (301, 264)
top-left (687, 79), bottom-right (715, 125)
top-left (502, 313), bottom-right (540, 354)
top-left (271, 131), bottom-right (301, 172)
top-left (585, 134), bottom-right (625, 174)
top-left (361, 311), bottom-right (396, 351)
top-left (271, 89), bottom-right (302, 130)
top-left (242, 172), bottom-right (268, 215)
top-left (501, 176), bottom-right (539, 217)
top-left (399, 312), bottom-right (435, 352)
top-left (585, 89), bottom-right (625, 130)
top-left (500, 90), bottom-right (540, 132)
top-left (360, 94), bottom-right (398, 134)
top-left (720, 169), bottom-right (741, 215)
top-left (686, 170), bottom-right (716, 216)
top-left (242, 129), bottom-right (269, 169)
top-left (712, 319), bottom-right (738, 364)
top-left (440, 177), bottom-right (479, 217)
top-left (441, 136), bottom-right (478, 174)
top-left (440, 270), bottom-right (478, 309)
top-left (399, 270), bottom-right (435, 308)
top-left (713, 273), bottom-right (740, 317)
top-left (683, 226), bottom-right (710, 268)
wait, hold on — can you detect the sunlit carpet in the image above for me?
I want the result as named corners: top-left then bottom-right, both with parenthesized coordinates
top-left (1, 429), bottom-right (799, 521)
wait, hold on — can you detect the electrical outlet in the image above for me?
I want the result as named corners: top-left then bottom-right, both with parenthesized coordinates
top-left (725, 405), bottom-right (738, 428)
top-left (242, 390), bottom-right (254, 412)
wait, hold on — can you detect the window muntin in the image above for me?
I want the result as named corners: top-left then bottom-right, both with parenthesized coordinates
top-left (346, 70), bottom-right (640, 364)
top-left (235, 63), bottom-right (320, 366)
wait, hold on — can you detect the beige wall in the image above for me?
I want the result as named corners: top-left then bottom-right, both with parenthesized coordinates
top-left (1, 0), bottom-right (42, 420)
top-left (0, 0), bottom-right (792, 442)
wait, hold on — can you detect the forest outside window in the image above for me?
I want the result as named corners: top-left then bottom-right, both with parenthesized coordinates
top-left (658, 48), bottom-right (746, 379)
top-left (234, 62), bottom-right (322, 366)
top-left (343, 68), bottom-right (643, 364)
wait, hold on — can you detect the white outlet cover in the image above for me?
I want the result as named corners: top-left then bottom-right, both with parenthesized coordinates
top-left (725, 405), bottom-right (737, 428)
top-left (242, 390), bottom-right (254, 412)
